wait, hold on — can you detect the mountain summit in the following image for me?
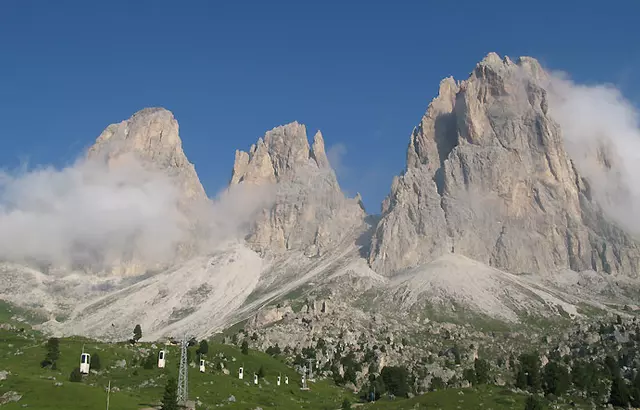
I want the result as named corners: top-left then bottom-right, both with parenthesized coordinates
top-left (88, 107), bottom-right (207, 204)
top-left (368, 53), bottom-right (640, 277)
top-left (230, 122), bottom-right (366, 256)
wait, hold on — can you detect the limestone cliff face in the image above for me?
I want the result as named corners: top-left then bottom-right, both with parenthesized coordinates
top-left (369, 53), bottom-right (640, 277)
top-left (230, 122), bottom-right (366, 256)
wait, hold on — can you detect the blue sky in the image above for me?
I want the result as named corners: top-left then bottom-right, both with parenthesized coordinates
top-left (1, 0), bottom-right (639, 213)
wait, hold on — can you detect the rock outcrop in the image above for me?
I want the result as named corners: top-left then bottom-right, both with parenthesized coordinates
top-left (88, 107), bottom-right (206, 204)
top-left (369, 53), bottom-right (640, 277)
top-left (230, 122), bottom-right (365, 256)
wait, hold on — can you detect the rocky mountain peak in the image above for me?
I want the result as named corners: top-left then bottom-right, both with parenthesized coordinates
top-left (84, 108), bottom-right (208, 275)
top-left (311, 130), bottom-right (330, 169)
top-left (230, 122), bottom-right (331, 186)
top-left (231, 122), bottom-right (365, 256)
top-left (475, 52), bottom-right (545, 80)
top-left (88, 107), bottom-right (206, 203)
top-left (370, 52), bottom-right (640, 277)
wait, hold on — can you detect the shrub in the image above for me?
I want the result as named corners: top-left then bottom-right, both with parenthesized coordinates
top-left (133, 324), bottom-right (142, 342)
top-left (69, 367), bottom-right (83, 382)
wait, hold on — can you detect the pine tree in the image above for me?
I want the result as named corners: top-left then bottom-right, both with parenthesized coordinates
top-left (463, 368), bottom-right (477, 385)
top-left (257, 365), bottom-right (265, 378)
top-left (133, 324), bottom-right (142, 342)
top-left (542, 361), bottom-right (570, 396)
top-left (571, 361), bottom-right (592, 392)
top-left (143, 352), bottom-right (156, 369)
top-left (610, 376), bottom-right (630, 407)
top-left (631, 371), bottom-right (640, 407)
top-left (343, 366), bottom-right (357, 385)
top-left (160, 377), bottom-right (179, 410)
top-left (524, 395), bottom-right (545, 410)
top-left (474, 358), bottom-right (491, 384)
top-left (430, 376), bottom-right (444, 391)
top-left (380, 366), bottom-right (410, 397)
top-left (452, 345), bottom-right (461, 365)
top-left (604, 355), bottom-right (620, 378)
top-left (42, 337), bottom-right (60, 367)
top-left (196, 339), bottom-right (209, 356)
top-left (92, 353), bottom-right (102, 371)
top-left (517, 353), bottom-right (542, 392)
top-left (516, 368), bottom-right (528, 390)
top-left (341, 398), bottom-right (351, 409)
top-left (241, 340), bottom-right (249, 355)
top-left (47, 338), bottom-right (60, 361)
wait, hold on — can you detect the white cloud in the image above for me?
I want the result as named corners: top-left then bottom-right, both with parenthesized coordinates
top-left (327, 142), bottom-right (348, 177)
top-left (196, 181), bottom-right (276, 250)
top-left (545, 71), bottom-right (640, 234)
top-left (0, 153), bottom-right (274, 273)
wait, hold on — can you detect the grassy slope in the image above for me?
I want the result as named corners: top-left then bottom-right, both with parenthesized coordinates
top-left (0, 301), bottom-right (597, 410)
top-left (365, 386), bottom-right (527, 409)
top-left (363, 385), bottom-right (592, 409)
top-left (0, 300), bottom-right (47, 327)
top-left (0, 327), bottom-right (353, 409)
top-left (1, 327), bottom-right (591, 410)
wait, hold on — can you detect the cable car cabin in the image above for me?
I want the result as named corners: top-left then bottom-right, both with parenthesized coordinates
top-left (80, 353), bottom-right (91, 374)
top-left (285, 376), bottom-right (289, 385)
top-left (158, 350), bottom-right (166, 368)
top-left (199, 359), bottom-right (205, 373)
top-left (277, 375), bottom-right (281, 386)
top-left (254, 374), bottom-right (258, 384)
top-left (238, 367), bottom-right (244, 379)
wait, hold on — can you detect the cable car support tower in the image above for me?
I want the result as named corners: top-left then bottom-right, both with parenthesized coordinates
top-left (177, 335), bottom-right (189, 405)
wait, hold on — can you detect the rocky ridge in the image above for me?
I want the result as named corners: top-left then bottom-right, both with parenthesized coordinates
top-left (368, 52), bottom-right (640, 277)
top-left (4, 52), bottom-right (640, 347)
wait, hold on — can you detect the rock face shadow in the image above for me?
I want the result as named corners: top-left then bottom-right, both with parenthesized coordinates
top-left (433, 111), bottom-right (458, 196)
top-left (357, 214), bottom-right (381, 260)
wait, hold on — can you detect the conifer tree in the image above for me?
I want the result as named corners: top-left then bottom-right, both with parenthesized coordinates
top-left (160, 377), bottom-right (178, 410)
top-left (133, 324), bottom-right (142, 342)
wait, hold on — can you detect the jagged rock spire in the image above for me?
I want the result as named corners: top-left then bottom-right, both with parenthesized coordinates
top-left (230, 122), bottom-right (365, 256)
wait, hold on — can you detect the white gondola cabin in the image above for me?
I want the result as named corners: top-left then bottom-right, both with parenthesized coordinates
top-left (238, 366), bottom-right (244, 379)
top-left (199, 359), bottom-right (205, 373)
top-left (285, 376), bottom-right (289, 385)
top-left (277, 375), bottom-right (281, 386)
top-left (254, 373), bottom-right (258, 384)
top-left (80, 353), bottom-right (91, 374)
top-left (158, 350), bottom-right (166, 368)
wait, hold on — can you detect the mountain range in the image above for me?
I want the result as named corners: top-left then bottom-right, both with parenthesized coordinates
top-left (1, 52), bottom-right (639, 341)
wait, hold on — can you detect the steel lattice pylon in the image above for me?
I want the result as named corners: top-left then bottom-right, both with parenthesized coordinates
top-left (177, 335), bottom-right (189, 405)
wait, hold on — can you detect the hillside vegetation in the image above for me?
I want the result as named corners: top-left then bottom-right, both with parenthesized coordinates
top-left (2, 300), bottom-right (638, 410)
top-left (0, 312), bottom-right (351, 409)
